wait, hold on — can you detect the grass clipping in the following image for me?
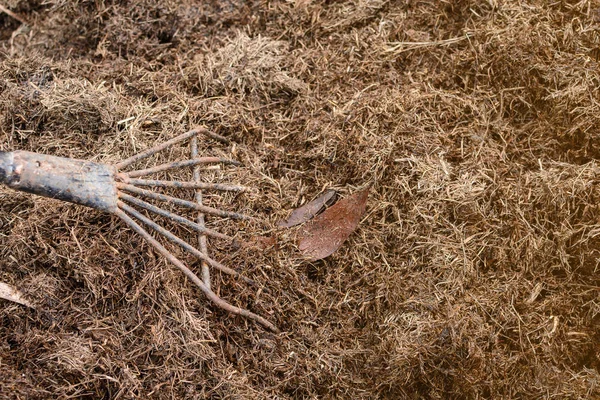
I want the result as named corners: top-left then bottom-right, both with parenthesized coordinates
top-left (0, 0), bottom-right (599, 399)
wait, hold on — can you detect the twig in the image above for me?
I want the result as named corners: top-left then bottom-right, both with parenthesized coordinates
top-left (0, 4), bottom-right (27, 25)
top-left (385, 32), bottom-right (473, 54)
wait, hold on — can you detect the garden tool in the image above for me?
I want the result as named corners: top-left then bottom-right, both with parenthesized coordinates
top-left (0, 127), bottom-right (278, 332)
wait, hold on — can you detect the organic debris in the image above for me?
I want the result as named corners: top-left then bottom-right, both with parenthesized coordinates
top-left (245, 235), bottom-right (277, 251)
top-left (1, 0), bottom-right (600, 398)
top-left (0, 4), bottom-right (27, 25)
top-left (0, 281), bottom-right (33, 308)
top-left (299, 187), bottom-right (369, 261)
top-left (278, 189), bottom-right (336, 228)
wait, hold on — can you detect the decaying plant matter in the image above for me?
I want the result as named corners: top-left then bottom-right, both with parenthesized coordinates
top-left (0, 127), bottom-right (278, 332)
top-left (2, 0), bottom-right (600, 398)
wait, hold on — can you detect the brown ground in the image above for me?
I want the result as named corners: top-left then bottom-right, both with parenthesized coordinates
top-left (1, 0), bottom-right (600, 398)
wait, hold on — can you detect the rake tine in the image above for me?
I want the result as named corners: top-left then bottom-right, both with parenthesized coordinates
top-left (191, 136), bottom-right (211, 289)
top-left (124, 157), bottom-right (242, 179)
top-left (117, 183), bottom-right (253, 221)
top-left (117, 201), bottom-right (256, 286)
top-left (115, 127), bottom-right (204, 170)
top-left (115, 208), bottom-right (278, 332)
top-left (122, 178), bottom-right (246, 192)
top-left (118, 192), bottom-right (231, 240)
top-left (1, 129), bottom-right (275, 330)
top-left (199, 130), bottom-right (231, 144)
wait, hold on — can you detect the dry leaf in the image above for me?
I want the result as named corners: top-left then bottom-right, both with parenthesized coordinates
top-left (0, 281), bottom-right (33, 308)
top-left (298, 186), bottom-right (369, 261)
top-left (278, 189), bottom-right (337, 228)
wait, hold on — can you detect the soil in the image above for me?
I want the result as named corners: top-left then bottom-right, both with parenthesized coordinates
top-left (1, 0), bottom-right (599, 398)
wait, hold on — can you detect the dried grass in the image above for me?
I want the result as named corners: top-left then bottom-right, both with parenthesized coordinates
top-left (1, 0), bottom-right (599, 398)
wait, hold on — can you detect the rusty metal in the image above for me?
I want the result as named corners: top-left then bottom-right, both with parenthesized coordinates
top-left (124, 157), bottom-right (241, 179)
top-left (116, 182), bottom-right (252, 220)
top-left (115, 128), bottom-right (201, 169)
top-left (121, 178), bottom-right (246, 192)
top-left (116, 209), bottom-right (278, 333)
top-left (118, 193), bottom-right (231, 240)
top-left (118, 201), bottom-right (255, 285)
top-left (191, 135), bottom-right (211, 289)
top-left (0, 128), bottom-right (278, 332)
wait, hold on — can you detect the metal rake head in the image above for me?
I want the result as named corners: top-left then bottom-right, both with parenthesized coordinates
top-left (0, 128), bottom-right (278, 332)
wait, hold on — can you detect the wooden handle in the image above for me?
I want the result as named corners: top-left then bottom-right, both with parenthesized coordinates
top-left (1, 151), bottom-right (118, 213)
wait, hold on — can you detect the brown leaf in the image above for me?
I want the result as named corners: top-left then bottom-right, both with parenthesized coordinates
top-left (278, 189), bottom-right (337, 228)
top-left (298, 186), bottom-right (369, 261)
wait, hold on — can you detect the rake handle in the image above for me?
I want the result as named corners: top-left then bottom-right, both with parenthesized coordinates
top-left (0, 150), bottom-right (118, 213)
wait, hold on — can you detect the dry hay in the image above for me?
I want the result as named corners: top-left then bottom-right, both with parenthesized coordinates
top-left (1, 0), bottom-right (600, 398)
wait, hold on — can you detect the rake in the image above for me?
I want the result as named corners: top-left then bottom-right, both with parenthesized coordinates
top-left (0, 127), bottom-right (278, 332)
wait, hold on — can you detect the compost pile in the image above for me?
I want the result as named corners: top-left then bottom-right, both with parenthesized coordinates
top-left (1, 0), bottom-right (599, 398)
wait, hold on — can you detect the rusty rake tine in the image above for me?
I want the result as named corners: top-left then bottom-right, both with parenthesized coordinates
top-left (125, 158), bottom-right (242, 179)
top-left (118, 192), bottom-right (231, 240)
top-left (117, 201), bottom-right (256, 285)
top-left (117, 183), bottom-right (254, 221)
top-left (123, 178), bottom-right (246, 192)
top-left (199, 130), bottom-right (231, 144)
top-left (115, 209), bottom-right (278, 332)
top-left (191, 136), bottom-right (211, 289)
top-left (115, 127), bottom-right (205, 170)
